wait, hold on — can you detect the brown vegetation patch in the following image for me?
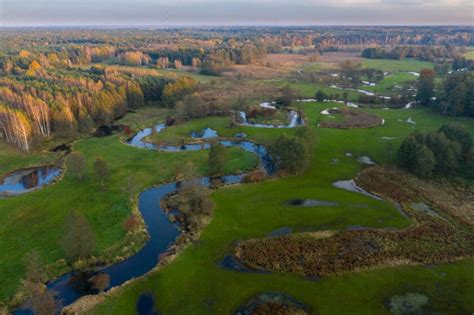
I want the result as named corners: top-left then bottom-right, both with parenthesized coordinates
top-left (198, 81), bottom-right (281, 109)
top-left (264, 54), bottom-right (312, 69)
top-left (233, 167), bottom-right (474, 278)
top-left (223, 64), bottom-right (286, 80)
top-left (317, 52), bottom-right (363, 64)
top-left (251, 303), bottom-right (309, 315)
top-left (356, 167), bottom-right (474, 225)
top-left (319, 108), bottom-right (383, 129)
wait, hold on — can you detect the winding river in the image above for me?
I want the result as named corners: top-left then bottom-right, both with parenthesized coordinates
top-left (12, 100), bottom-right (375, 312)
top-left (14, 118), bottom-right (278, 313)
top-left (238, 102), bottom-right (304, 128)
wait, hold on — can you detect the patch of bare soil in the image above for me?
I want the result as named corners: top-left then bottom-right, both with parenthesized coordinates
top-left (319, 108), bottom-right (383, 129)
top-left (233, 167), bottom-right (473, 278)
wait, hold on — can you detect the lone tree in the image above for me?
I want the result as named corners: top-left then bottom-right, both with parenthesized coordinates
top-left (276, 84), bottom-right (295, 107)
top-left (175, 161), bottom-right (198, 183)
top-left (66, 152), bottom-right (87, 180)
top-left (94, 157), bottom-right (110, 190)
top-left (315, 90), bottom-right (328, 102)
top-left (180, 182), bottom-right (214, 216)
top-left (61, 210), bottom-right (96, 263)
top-left (208, 142), bottom-right (227, 177)
top-left (270, 133), bottom-right (311, 174)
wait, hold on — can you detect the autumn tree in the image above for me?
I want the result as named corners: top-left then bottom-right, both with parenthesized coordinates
top-left (126, 85), bottom-right (145, 109)
top-left (176, 93), bottom-right (208, 121)
top-left (67, 152), bottom-right (87, 180)
top-left (276, 84), bottom-right (296, 107)
top-left (61, 209), bottom-right (96, 263)
top-left (179, 183), bottom-right (214, 216)
top-left (175, 161), bottom-right (198, 182)
top-left (89, 273), bottom-right (110, 293)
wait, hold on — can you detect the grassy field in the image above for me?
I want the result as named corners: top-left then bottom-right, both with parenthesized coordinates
top-left (0, 142), bottom-right (59, 175)
top-left (265, 80), bottom-right (361, 100)
top-left (149, 116), bottom-right (298, 146)
top-left (87, 102), bottom-right (473, 315)
top-left (0, 131), bottom-right (258, 302)
top-left (361, 72), bottom-right (416, 95)
top-left (360, 59), bottom-right (434, 72)
top-left (464, 48), bottom-right (474, 60)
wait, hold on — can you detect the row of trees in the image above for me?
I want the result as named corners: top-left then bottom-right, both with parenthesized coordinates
top-left (397, 123), bottom-right (473, 179)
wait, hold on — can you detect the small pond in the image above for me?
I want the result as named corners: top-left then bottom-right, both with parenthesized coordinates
top-left (0, 166), bottom-right (62, 197)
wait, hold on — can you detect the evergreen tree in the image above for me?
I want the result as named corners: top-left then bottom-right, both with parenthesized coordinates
top-left (416, 69), bottom-right (436, 106)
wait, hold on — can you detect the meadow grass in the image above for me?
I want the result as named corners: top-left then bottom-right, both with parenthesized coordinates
top-left (0, 142), bottom-right (58, 175)
top-left (361, 72), bottom-right (417, 95)
top-left (0, 134), bottom-right (258, 302)
top-left (464, 48), bottom-right (474, 60)
top-left (87, 103), bottom-right (473, 314)
top-left (360, 59), bottom-right (434, 72)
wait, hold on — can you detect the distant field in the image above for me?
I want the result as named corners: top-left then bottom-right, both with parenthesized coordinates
top-left (464, 48), bottom-right (474, 60)
top-left (362, 72), bottom-right (417, 94)
top-left (361, 58), bottom-right (434, 72)
top-left (264, 80), bottom-right (361, 100)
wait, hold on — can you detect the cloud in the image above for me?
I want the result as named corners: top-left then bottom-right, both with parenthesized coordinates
top-left (1, 0), bottom-right (472, 26)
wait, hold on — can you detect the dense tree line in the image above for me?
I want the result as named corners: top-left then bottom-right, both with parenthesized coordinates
top-left (397, 123), bottom-right (473, 179)
top-left (0, 47), bottom-right (200, 151)
top-left (362, 46), bottom-right (463, 62)
top-left (416, 70), bottom-right (474, 117)
top-left (3, 27), bottom-right (471, 54)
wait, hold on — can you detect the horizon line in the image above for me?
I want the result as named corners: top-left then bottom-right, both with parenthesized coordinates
top-left (1, 24), bottom-right (473, 28)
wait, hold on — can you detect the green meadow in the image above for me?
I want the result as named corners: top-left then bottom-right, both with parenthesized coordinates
top-left (86, 102), bottom-right (473, 314)
top-left (0, 131), bottom-right (258, 302)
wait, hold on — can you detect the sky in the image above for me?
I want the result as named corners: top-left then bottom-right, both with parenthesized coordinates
top-left (1, 0), bottom-right (473, 26)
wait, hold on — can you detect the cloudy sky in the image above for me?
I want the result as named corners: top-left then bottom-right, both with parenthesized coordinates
top-left (1, 0), bottom-right (473, 26)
